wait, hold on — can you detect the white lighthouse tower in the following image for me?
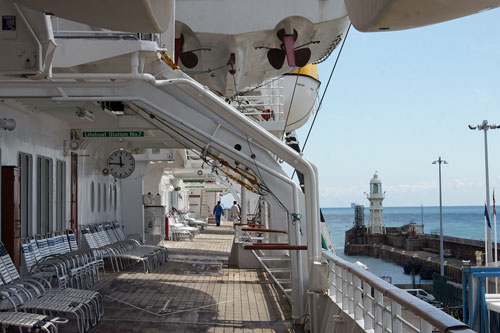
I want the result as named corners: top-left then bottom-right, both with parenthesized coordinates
top-left (367, 172), bottom-right (386, 234)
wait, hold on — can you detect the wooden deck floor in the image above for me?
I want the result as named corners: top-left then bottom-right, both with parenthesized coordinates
top-left (88, 221), bottom-right (298, 332)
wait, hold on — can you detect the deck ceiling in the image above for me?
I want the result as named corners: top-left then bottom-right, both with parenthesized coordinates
top-left (10, 97), bottom-right (185, 148)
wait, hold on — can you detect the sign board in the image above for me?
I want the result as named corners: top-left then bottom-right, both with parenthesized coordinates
top-left (185, 186), bottom-right (204, 189)
top-left (82, 131), bottom-right (145, 138)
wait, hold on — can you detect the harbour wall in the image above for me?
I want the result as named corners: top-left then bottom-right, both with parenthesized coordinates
top-left (345, 227), bottom-right (492, 283)
top-left (345, 242), bottom-right (464, 282)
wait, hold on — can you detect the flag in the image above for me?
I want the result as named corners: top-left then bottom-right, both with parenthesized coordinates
top-left (485, 204), bottom-right (492, 229)
top-left (494, 190), bottom-right (497, 217)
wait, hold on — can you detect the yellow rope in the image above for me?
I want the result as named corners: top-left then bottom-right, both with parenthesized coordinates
top-left (212, 154), bottom-right (260, 188)
top-left (225, 172), bottom-right (258, 193)
top-left (159, 50), bottom-right (180, 70)
top-left (233, 166), bottom-right (259, 185)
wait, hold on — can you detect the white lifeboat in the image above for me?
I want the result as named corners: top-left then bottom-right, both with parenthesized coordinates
top-left (281, 64), bottom-right (320, 131)
top-left (15, 0), bottom-right (174, 33)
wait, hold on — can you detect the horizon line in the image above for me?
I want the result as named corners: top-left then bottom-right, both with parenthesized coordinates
top-left (322, 205), bottom-right (485, 209)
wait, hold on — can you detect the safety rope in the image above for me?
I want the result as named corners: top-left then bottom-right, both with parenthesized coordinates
top-left (159, 50), bottom-right (180, 70)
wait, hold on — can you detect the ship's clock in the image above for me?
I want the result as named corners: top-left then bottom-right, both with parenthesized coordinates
top-left (107, 150), bottom-right (135, 179)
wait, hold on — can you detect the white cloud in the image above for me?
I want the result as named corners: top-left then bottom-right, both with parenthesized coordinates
top-left (384, 181), bottom-right (436, 192)
top-left (451, 178), bottom-right (482, 188)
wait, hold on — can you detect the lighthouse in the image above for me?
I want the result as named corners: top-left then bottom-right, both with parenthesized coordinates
top-left (367, 172), bottom-right (386, 234)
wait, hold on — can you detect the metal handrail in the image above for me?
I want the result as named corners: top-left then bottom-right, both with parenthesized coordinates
top-left (322, 250), bottom-right (474, 332)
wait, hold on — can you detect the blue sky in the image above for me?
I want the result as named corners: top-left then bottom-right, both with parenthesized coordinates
top-left (293, 9), bottom-right (500, 208)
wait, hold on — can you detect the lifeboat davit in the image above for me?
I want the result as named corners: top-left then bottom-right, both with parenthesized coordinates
top-left (281, 64), bottom-right (320, 131)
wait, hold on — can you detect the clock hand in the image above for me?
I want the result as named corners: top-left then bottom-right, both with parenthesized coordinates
top-left (109, 162), bottom-right (123, 166)
top-left (119, 156), bottom-right (124, 167)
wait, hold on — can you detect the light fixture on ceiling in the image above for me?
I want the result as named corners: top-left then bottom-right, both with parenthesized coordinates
top-left (0, 118), bottom-right (16, 131)
top-left (75, 107), bottom-right (94, 121)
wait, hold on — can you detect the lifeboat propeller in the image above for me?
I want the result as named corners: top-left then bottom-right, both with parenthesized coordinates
top-left (266, 29), bottom-right (313, 69)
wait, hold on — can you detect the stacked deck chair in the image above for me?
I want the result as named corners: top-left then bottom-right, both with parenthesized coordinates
top-left (167, 213), bottom-right (198, 241)
top-left (104, 222), bottom-right (169, 266)
top-left (21, 237), bottom-right (68, 288)
top-left (178, 211), bottom-right (208, 230)
top-left (109, 222), bottom-right (169, 258)
top-left (81, 223), bottom-right (167, 273)
top-left (0, 312), bottom-right (67, 332)
top-left (22, 232), bottom-right (105, 289)
top-left (172, 212), bottom-right (201, 236)
top-left (105, 222), bottom-right (168, 272)
top-left (0, 242), bottom-right (103, 333)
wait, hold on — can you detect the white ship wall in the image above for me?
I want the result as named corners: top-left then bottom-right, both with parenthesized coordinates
top-left (143, 163), bottom-right (164, 199)
top-left (0, 103), bottom-right (121, 238)
top-left (77, 141), bottom-right (121, 226)
top-left (0, 103), bottom-right (69, 236)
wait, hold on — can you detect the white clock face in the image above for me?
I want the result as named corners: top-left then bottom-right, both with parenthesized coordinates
top-left (107, 150), bottom-right (135, 179)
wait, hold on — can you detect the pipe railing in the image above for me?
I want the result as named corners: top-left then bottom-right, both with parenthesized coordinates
top-left (322, 250), bottom-right (474, 333)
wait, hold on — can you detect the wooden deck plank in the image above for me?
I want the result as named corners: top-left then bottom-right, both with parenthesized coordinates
top-left (87, 221), bottom-right (298, 332)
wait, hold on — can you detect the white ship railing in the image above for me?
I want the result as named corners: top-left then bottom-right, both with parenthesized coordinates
top-left (232, 78), bottom-right (284, 122)
top-left (321, 250), bottom-right (474, 333)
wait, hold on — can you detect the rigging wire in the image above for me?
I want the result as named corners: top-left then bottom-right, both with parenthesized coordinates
top-left (146, 110), bottom-right (270, 194)
top-left (291, 24), bottom-right (352, 179)
top-left (245, 134), bottom-right (290, 215)
top-left (183, 63), bottom-right (229, 75)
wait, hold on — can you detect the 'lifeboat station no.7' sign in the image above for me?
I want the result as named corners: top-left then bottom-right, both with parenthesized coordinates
top-left (82, 131), bottom-right (145, 138)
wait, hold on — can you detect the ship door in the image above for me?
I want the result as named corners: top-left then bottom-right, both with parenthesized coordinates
top-left (1, 166), bottom-right (21, 270)
top-left (70, 153), bottom-right (78, 239)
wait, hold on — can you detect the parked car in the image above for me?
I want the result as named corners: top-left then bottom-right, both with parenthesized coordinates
top-left (404, 289), bottom-right (436, 303)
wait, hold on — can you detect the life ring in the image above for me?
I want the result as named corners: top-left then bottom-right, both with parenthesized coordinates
top-left (262, 109), bottom-right (273, 121)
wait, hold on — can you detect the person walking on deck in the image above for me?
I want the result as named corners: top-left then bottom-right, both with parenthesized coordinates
top-left (230, 201), bottom-right (240, 223)
top-left (213, 201), bottom-right (224, 226)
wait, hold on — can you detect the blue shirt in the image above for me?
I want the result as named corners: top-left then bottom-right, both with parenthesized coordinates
top-left (213, 204), bottom-right (224, 216)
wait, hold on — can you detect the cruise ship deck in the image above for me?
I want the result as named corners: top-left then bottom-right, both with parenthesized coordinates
top-left (86, 221), bottom-right (297, 332)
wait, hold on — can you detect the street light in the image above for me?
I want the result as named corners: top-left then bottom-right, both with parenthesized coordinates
top-left (469, 120), bottom-right (499, 264)
top-left (433, 157), bottom-right (448, 276)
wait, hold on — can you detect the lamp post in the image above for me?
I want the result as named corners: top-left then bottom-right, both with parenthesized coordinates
top-left (433, 157), bottom-right (448, 276)
top-left (469, 120), bottom-right (499, 264)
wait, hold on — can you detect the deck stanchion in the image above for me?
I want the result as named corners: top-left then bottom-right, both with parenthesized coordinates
top-left (342, 268), bottom-right (348, 311)
top-left (353, 276), bottom-right (363, 320)
top-left (347, 271), bottom-right (354, 315)
top-left (335, 265), bottom-right (342, 303)
top-left (363, 281), bottom-right (373, 330)
top-left (391, 301), bottom-right (402, 333)
top-left (383, 299), bottom-right (391, 333)
top-left (374, 289), bottom-right (383, 333)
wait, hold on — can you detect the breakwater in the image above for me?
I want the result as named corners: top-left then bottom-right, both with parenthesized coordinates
top-left (344, 226), bottom-right (493, 283)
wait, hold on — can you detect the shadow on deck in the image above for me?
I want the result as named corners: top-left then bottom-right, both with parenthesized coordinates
top-left (85, 221), bottom-right (299, 332)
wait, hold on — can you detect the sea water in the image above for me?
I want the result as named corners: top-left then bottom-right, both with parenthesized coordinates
top-left (324, 206), bottom-right (490, 284)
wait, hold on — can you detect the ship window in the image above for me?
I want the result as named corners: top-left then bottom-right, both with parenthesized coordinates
top-left (103, 185), bottom-right (107, 212)
top-left (97, 183), bottom-right (101, 212)
top-left (56, 160), bottom-right (66, 232)
top-left (37, 156), bottom-right (53, 234)
top-left (18, 153), bottom-right (33, 237)
top-left (114, 185), bottom-right (117, 212)
top-left (90, 182), bottom-right (95, 213)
